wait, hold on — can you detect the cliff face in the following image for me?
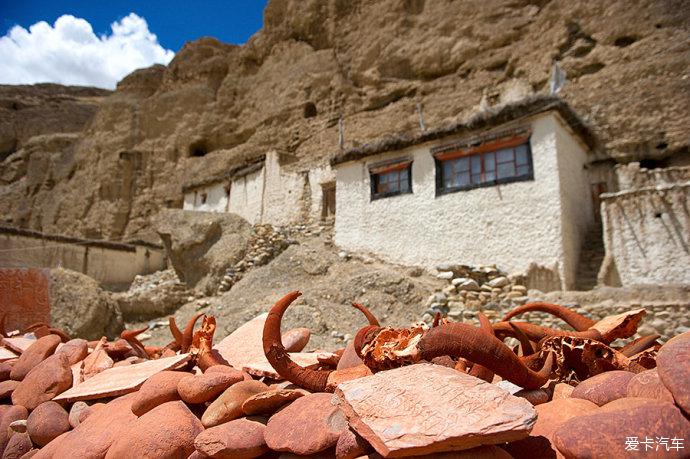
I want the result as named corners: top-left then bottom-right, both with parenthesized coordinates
top-left (1, 0), bottom-right (688, 242)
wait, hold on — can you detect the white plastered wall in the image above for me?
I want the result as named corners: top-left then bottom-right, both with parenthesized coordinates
top-left (308, 166), bottom-right (336, 221)
top-left (335, 112), bottom-right (588, 289)
top-left (228, 169), bottom-right (265, 224)
top-left (261, 151), bottom-right (306, 226)
top-left (182, 182), bottom-right (228, 213)
top-left (555, 117), bottom-right (594, 289)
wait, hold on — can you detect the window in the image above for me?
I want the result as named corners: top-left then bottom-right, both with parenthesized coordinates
top-left (435, 136), bottom-right (533, 194)
top-left (369, 160), bottom-right (412, 200)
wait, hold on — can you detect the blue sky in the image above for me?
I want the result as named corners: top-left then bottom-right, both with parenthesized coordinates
top-left (0, 1), bottom-right (268, 88)
top-left (1, 0), bottom-right (268, 51)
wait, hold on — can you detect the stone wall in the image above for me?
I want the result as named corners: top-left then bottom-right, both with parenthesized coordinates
top-left (599, 164), bottom-right (690, 286)
top-left (334, 111), bottom-right (591, 290)
top-left (0, 227), bottom-right (166, 289)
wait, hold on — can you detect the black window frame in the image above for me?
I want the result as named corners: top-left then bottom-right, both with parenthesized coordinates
top-left (369, 161), bottom-right (413, 201)
top-left (435, 138), bottom-right (534, 196)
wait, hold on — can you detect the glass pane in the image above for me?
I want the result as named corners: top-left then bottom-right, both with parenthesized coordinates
top-left (471, 155), bottom-right (481, 173)
top-left (497, 162), bottom-right (515, 179)
top-left (400, 168), bottom-right (409, 182)
top-left (458, 171), bottom-right (471, 187)
top-left (400, 177), bottom-right (410, 192)
top-left (517, 164), bottom-right (530, 176)
top-left (497, 148), bottom-right (514, 163)
top-left (484, 152), bottom-right (495, 171)
top-left (457, 157), bottom-right (470, 172)
top-left (471, 173), bottom-right (482, 184)
top-left (485, 170), bottom-right (496, 182)
top-left (515, 145), bottom-right (528, 165)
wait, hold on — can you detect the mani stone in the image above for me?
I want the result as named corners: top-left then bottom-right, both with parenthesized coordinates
top-left (335, 363), bottom-right (537, 458)
top-left (656, 330), bottom-right (690, 415)
top-left (10, 335), bottom-right (61, 381)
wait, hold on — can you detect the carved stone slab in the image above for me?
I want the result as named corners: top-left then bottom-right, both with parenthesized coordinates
top-left (1, 337), bottom-right (36, 354)
top-left (0, 268), bottom-right (51, 332)
top-left (213, 313), bottom-right (268, 369)
top-left (54, 353), bottom-right (190, 402)
top-left (336, 363), bottom-right (537, 457)
top-left (242, 352), bottom-right (337, 379)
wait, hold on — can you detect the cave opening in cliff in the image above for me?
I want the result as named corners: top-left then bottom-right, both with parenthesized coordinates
top-left (189, 141), bottom-right (209, 157)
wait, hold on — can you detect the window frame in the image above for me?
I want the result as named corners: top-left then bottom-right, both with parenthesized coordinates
top-left (434, 136), bottom-right (534, 196)
top-left (369, 159), bottom-right (413, 201)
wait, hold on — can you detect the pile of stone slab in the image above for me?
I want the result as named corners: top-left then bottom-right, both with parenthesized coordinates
top-left (1, 304), bottom-right (688, 458)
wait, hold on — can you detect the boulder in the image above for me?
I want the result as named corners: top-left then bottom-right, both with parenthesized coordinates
top-left (336, 363), bottom-right (536, 457)
top-left (155, 209), bottom-right (252, 294)
top-left (264, 393), bottom-right (348, 455)
top-left (194, 417), bottom-right (269, 459)
top-left (55, 339), bottom-right (89, 365)
top-left (2, 432), bottom-right (32, 459)
top-left (49, 268), bottom-right (124, 340)
top-left (554, 400), bottom-right (689, 458)
top-left (201, 380), bottom-right (269, 427)
top-left (570, 370), bottom-right (635, 406)
top-left (130, 370), bottom-right (188, 416)
top-left (177, 369), bottom-right (244, 404)
top-left (105, 401), bottom-right (203, 459)
top-left (26, 401), bottom-right (70, 447)
top-left (10, 335), bottom-right (61, 381)
top-left (49, 393), bottom-right (138, 458)
top-left (656, 331), bottom-right (690, 414)
top-left (11, 353), bottom-right (72, 410)
top-left (626, 368), bottom-right (675, 402)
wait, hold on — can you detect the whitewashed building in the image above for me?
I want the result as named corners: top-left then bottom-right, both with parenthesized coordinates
top-left (330, 97), bottom-right (598, 291)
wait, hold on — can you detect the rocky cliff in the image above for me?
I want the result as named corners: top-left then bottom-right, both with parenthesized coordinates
top-left (1, 0), bottom-right (688, 242)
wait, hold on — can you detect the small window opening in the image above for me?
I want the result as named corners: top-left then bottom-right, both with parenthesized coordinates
top-left (613, 36), bottom-right (637, 48)
top-left (654, 212), bottom-right (663, 219)
top-left (200, 193), bottom-right (208, 204)
top-left (370, 161), bottom-right (413, 200)
top-left (303, 102), bottom-right (317, 118)
top-left (189, 140), bottom-right (208, 157)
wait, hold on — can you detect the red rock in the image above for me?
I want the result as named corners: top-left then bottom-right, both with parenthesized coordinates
top-left (554, 400), bottom-right (689, 459)
top-left (241, 389), bottom-right (304, 415)
top-left (24, 431), bottom-right (68, 459)
top-left (513, 388), bottom-right (549, 406)
top-left (81, 347), bottom-right (114, 381)
top-left (213, 314), bottom-right (268, 369)
top-left (19, 448), bottom-right (39, 459)
top-left (130, 370), bottom-right (189, 416)
top-left (336, 363), bottom-right (537, 457)
top-left (335, 428), bottom-right (373, 459)
top-left (282, 328), bottom-right (311, 353)
top-left (0, 362), bottom-right (14, 382)
top-left (570, 370), bottom-right (635, 406)
top-left (1, 406), bottom-right (29, 456)
top-left (194, 417), bottom-right (268, 458)
top-left (26, 402), bottom-right (70, 447)
top-left (48, 393), bottom-right (138, 458)
top-left (201, 380), bottom-right (269, 427)
top-left (105, 401), bottom-right (203, 459)
top-left (9, 335), bottom-right (61, 381)
top-left (55, 339), bottom-right (88, 365)
top-left (325, 365), bottom-right (373, 392)
top-left (264, 393), bottom-right (348, 455)
top-left (8, 420), bottom-right (26, 434)
top-left (77, 404), bottom-right (103, 425)
top-left (626, 368), bottom-right (675, 402)
top-left (503, 397), bottom-right (598, 458)
top-left (598, 396), bottom-right (662, 412)
top-left (177, 369), bottom-right (244, 404)
top-left (656, 331), bottom-right (690, 414)
top-left (551, 382), bottom-right (574, 400)
top-left (68, 401), bottom-right (89, 429)
top-left (0, 381), bottom-right (19, 400)
top-left (11, 354), bottom-right (72, 410)
top-left (2, 432), bottom-right (32, 459)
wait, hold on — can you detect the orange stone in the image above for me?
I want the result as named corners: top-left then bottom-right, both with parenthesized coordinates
top-left (131, 370), bottom-right (189, 416)
top-left (570, 370), bottom-right (635, 406)
top-left (11, 353), bottom-right (72, 410)
top-left (10, 335), bottom-right (61, 381)
top-left (194, 417), bottom-right (269, 458)
top-left (177, 369), bottom-right (244, 404)
top-left (241, 389), bottom-right (304, 415)
top-left (656, 331), bottom-right (690, 414)
top-left (282, 328), bottom-right (311, 353)
top-left (201, 380), bottom-right (269, 427)
top-left (26, 401), bottom-right (70, 447)
top-left (626, 368), bottom-right (675, 403)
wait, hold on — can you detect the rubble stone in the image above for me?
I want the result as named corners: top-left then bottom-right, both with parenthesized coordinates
top-left (0, 380), bottom-right (19, 400)
top-left (9, 335), bottom-right (61, 381)
top-left (54, 339), bottom-right (89, 365)
top-left (336, 363), bottom-right (536, 457)
top-left (177, 369), bottom-right (244, 404)
top-left (131, 370), bottom-right (188, 416)
top-left (11, 353), bottom-right (72, 410)
top-left (26, 401), bottom-right (70, 447)
top-left (201, 380), bottom-right (269, 427)
top-left (0, 405), bottom-right (28, 456)
top-left (656, 330), bottom-right (690, 414)
top-left (626, 368), bottom-right (675, 402)
top-left (264, 393), bottom-right (348, 456)
top-left (105, 401), bottom-right (203, 459)
top-left (194, 417), bottom-right (269, 459)
top-left (2, 432), bottom-right (32, 459)
top-left (570, 370), bottom-right (635, 406)
top-left (241, 389), bottom-right (304, 415)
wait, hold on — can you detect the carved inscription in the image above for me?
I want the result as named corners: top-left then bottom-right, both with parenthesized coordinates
top-left (0, 268), bottom-right (51, 332)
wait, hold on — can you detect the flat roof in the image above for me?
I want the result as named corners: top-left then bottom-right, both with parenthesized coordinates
top-left (182, 155), bottom-right (266, 193)
top-left (330, 95), bottom-right (598, 166)
top-left (0, 226), bottom-right (162, 252)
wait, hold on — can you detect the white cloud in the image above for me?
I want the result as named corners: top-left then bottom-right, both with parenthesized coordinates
top-left (0, 13), bottom-right (175, 89)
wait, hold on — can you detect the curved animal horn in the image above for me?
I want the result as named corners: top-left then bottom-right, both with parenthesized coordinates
top-left (619, 334), bottom-right (660, 357)
top-left (181, 313), bottom-right (205, 353)
top-left (508, 322), bottom-right (535, 356)
top-left (502, 302), bottom-right (595, 331)
top-left (353, 325), bottom-right (384, 360)
top-left (468, 313), bottom-right (495, 382)
top-left (493, 321), bottom-right (604, 343)
top-left (418, 322), bottom-right (554, 389)
top-left (263, 291), bottom-right (334, 392)
top-left (351, 302), bottom-right (380, 326)
top-left (168, 316), bottom-right (183, 348)
top-left (121, 326), bottom-right (150, 359)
